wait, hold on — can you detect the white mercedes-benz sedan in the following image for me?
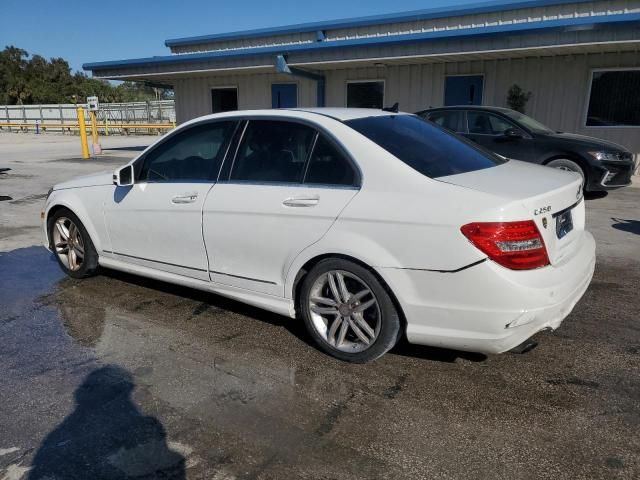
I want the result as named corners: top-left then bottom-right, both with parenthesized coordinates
top-left (43, 108), bottom-right (595, 363)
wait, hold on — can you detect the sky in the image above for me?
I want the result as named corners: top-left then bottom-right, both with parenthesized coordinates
top-left (0, 0), bottom-right (526, 74)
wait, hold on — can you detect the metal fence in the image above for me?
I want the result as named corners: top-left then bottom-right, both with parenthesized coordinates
top-left (0, 101), bottom-right (176, 134)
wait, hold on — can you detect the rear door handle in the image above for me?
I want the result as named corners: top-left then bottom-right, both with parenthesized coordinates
top-left (282, 195), bottom-right (319, 207)
top-left (171, 193), bottom-right (198, 204)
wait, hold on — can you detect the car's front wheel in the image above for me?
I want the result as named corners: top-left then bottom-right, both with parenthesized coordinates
top-left (300, 258), bottom-right (401, 363)
top-left (49, 208), bottom-right (99, 279)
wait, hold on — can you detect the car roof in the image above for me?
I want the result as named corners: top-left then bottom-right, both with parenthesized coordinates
top-left (180, 108), bottom-right (407, 127)
top-left (419, 106), bottom-right (514, 114)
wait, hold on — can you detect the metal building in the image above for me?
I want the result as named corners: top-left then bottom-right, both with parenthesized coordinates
top-left (84, 0), bottom-right (640, 156)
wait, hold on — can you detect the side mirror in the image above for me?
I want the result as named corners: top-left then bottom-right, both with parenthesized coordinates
top-left (504, 128), bottom-right (523, 139)
top-left (113, 165), bottom-right (134, 187)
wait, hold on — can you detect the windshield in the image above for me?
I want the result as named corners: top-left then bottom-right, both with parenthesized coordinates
top-left (345, 115), bottom-right (506, 179)
top-left (502, 110), bottom-right (554, 134)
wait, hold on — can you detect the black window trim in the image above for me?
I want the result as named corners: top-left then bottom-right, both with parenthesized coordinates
top-left (346, 79), bottom-right (385, 110)
top-left (584, 67), bottom-right (640, 129)
top-left (218, 116), bottom-right (362, 189)
top-left (134, 119), bottom-right (240, 184)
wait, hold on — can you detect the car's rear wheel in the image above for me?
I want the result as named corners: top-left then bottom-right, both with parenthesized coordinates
top-left (300, 258), bottom-right (401, 363)
top-left (49, 208), bottom-right (99, 279)
top-left (547, 158), bottom-right (586, 190)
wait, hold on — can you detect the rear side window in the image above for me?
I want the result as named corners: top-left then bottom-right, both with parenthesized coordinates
top-left (426, 110), bottom-right (465, 133)
top-left (345, 115), bottom-right (506, 178)
top-left (304, 135), bottom-right (356, 186)
top-left (140, 121), bottom-right (235, 182)
top-left (467, 111), bottom-right (517, 135)
top-left (230, 120), bottom-right (315, 183)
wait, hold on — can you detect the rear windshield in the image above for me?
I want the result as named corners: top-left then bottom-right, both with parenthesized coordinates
top-left (345, 114), bottom-right (506, 178)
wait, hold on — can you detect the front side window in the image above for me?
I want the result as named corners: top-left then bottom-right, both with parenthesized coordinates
top-left (426, 110), bottom-right (465, 133)
top-left (347, 81), bottom-right (384, 109)
top-left (346, 114), bottom-right (506, 178)
top-left (304, 135), bottom-right (356, 186)
top-left (467, 112), bottom-right (518, 135)
top-left (586, 70), bottom-right (640, 126)
top-left (139, 122), bottom-right (236, 182)
top-left (230, 120), bottom-right (315, 183)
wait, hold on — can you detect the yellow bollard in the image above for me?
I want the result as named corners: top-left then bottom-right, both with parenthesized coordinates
top-left (89, 111), bottom-right (102, 154)
top-left (76, 107), bottom-right (90, 160)
top-left (104, 117), bottom-right (109, 136)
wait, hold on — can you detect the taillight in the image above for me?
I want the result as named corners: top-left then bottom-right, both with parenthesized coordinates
top-left (460, 220), bottom-right (549, 270)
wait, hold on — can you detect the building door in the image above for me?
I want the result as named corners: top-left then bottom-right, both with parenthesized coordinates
top-left (271, 84), bottom-right (297, 108)
top-left (211, 87), bottom-right (238, 113)
top-left (445, 76), bottom-right (483, 106)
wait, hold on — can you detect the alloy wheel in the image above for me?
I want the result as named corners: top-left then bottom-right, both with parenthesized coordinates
top-left (308, 270), bottom-right (381, 353)
top-left (52, 217), bottom-right (85, 272)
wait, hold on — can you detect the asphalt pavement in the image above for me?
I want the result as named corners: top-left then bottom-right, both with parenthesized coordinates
top-left (1, 132), bottom-right (639, 479)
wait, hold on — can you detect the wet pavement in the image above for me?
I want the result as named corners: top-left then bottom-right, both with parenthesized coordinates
top-left (1, 151), bottom-right (640, 479)
top-left (0, 217), bottom-right (639, 479)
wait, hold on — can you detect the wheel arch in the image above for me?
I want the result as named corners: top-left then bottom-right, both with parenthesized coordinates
top-left (45, 196), bottom-right (104, 252)
top-left (542, 154), bottom-right (589, 183)
top-left (290, 253), bottom-right (407, 332)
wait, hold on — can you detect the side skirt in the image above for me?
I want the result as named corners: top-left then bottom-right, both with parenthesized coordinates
top-left (98, 256), bottom-right (295, 318)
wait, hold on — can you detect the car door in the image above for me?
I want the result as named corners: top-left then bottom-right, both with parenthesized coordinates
top-left (203, 119), bottom-right (360, 296)
top-left (103, 120), bottom-right (237, 280)
top-left (464, 110), bottom-right (536, 161)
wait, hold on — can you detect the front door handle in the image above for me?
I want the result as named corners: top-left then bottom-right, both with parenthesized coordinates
top-left (171, 193), bottom-right (198, 204)
top-left (282, 195), bottom-right (319, 207)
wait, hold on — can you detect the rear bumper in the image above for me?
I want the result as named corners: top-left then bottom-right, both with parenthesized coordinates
top-left (379, 231), bottom-right (596, 354)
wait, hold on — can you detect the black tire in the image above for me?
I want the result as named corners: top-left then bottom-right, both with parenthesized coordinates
top-left (546, 158), bottom-right (586, 189)
top-left (48, 208), bottom-right (99, 279)
top-left (299, 258), bottom-right (401, 363)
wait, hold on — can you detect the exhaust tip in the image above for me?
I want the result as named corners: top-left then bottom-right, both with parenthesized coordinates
top-left (509, 339), bottom-right (539, 354)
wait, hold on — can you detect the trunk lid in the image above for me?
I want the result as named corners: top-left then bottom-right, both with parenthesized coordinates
top-left (438, 160), bottom-right (585, 265)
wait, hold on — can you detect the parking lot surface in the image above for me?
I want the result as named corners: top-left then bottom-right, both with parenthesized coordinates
top-left (1, 132), bottom-right (639, 479)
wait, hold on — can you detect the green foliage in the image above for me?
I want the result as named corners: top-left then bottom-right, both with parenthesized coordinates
top-left (506, 84), bottom-right (532, 113)
top-left (0, 46), bottom-right (173, 105)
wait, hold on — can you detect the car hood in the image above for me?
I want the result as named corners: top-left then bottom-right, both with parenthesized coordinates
top-left (54, 171), bottom-right (114, 190)
top-left (545, 132), bottom-right (629, 152)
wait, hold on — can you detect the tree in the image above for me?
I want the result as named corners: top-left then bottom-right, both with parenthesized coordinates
top-left (506, 84), bottom-right (532, 113)
top-left (0, 45), bottom-right (173, 104)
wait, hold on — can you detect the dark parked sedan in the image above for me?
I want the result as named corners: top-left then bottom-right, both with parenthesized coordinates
top-left (417, 106), bottom-right (635, 192)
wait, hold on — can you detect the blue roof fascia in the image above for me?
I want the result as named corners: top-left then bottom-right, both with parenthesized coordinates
top-left (164, 0), bottom-right (596, 47)
top-left (84, 13), bottom-right (640, 72)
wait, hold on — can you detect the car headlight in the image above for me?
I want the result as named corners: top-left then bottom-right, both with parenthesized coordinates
top-left (588, 151), bottom-right (627, 162)
top-left (45, 187), bottom-right (54, 200)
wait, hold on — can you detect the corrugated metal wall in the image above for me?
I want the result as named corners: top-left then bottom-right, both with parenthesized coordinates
top-left (169, 0), bottom-right (640, 54)
top-left (173, 73), bottom-right (317, 121)
top-left (174, 51), bottom-right (640, 154)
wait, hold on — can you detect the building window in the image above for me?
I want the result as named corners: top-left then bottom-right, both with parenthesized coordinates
top-left (347, 81), bottom-right (384, 109)
top-left (586, 70), bottom-right (640, 127)
top-left (211, 87), bottom-right (238, 113)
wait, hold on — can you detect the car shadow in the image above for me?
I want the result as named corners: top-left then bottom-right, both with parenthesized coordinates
top-left (611, 217), bottom-right (640, 235)
top-left (102, 268), bottom-right (486, 365)
top-left (27, 365), bottom-right (185, 479)
top-left (391, 337), bottom-right (487, 363)
top-left (584, 191), bottom-right (608, 200)
top-left (101, 267), bottom-right (310, 343)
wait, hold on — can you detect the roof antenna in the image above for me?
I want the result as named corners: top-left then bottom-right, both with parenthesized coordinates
top-left (382, 102), bottom-right (399, 113)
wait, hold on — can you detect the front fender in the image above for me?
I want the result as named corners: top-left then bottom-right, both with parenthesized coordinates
top-left (44, 187), bottom-right (111, 253)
